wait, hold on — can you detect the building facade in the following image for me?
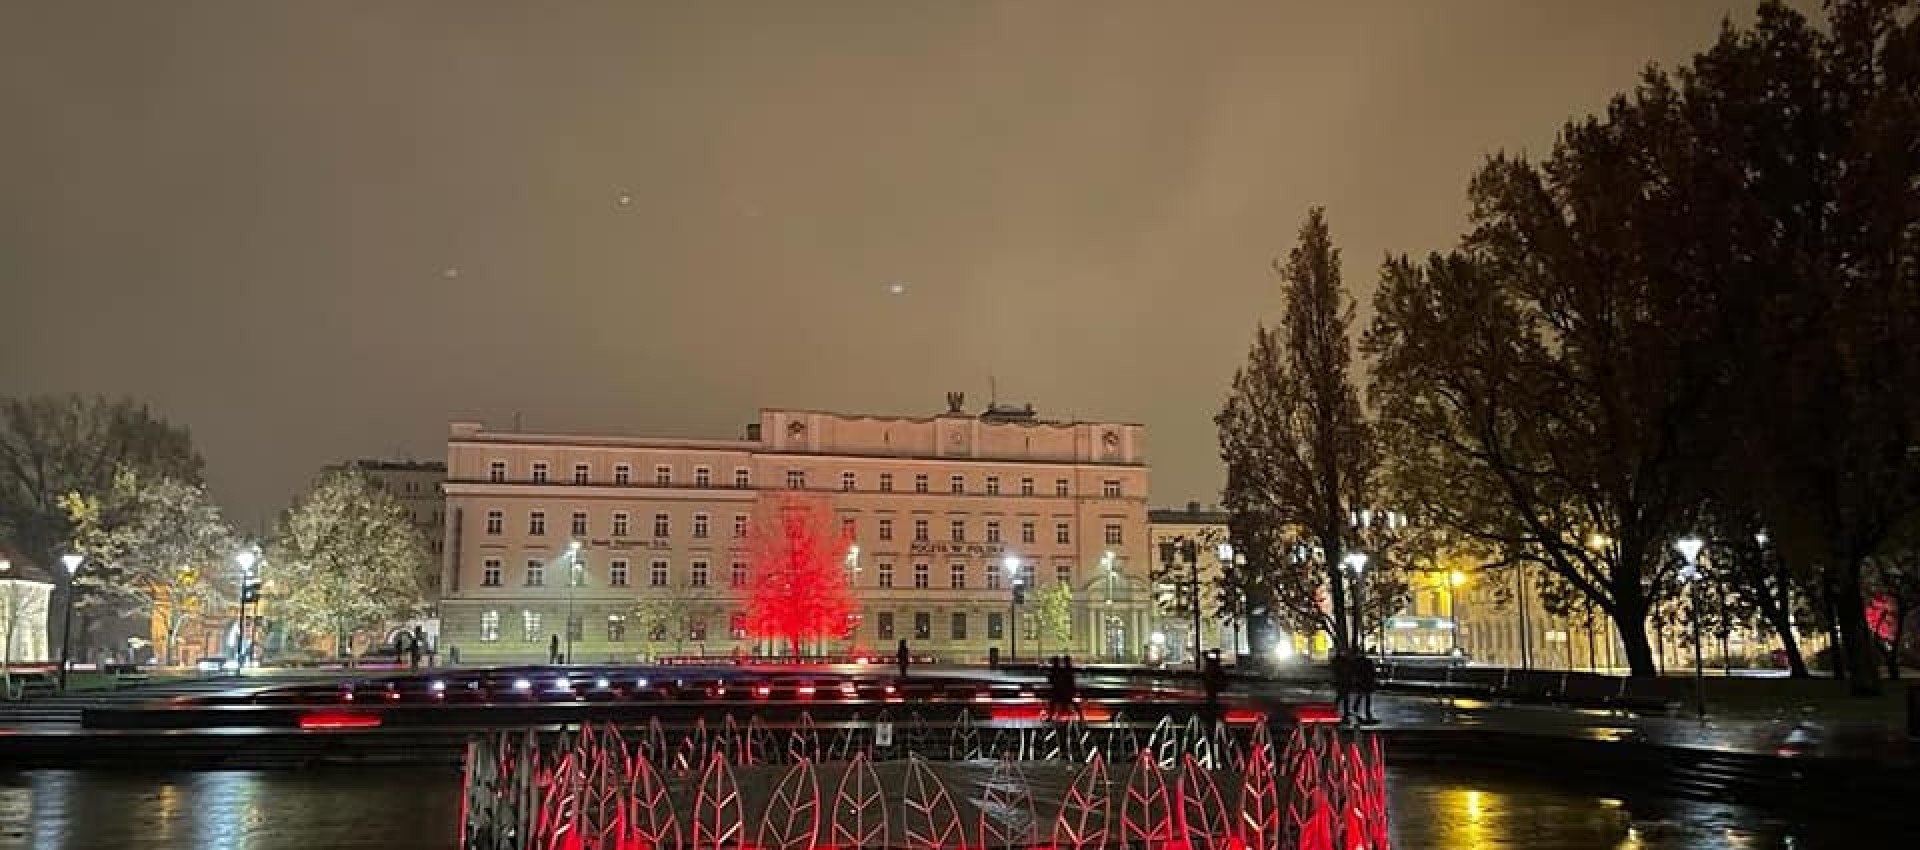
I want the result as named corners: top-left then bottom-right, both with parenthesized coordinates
top-left (438, 401), bottom-right (1152, 664)
top-left (1145, 504), bottom-right (1244, 666)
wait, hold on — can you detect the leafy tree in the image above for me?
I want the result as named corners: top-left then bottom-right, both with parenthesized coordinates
top-left (1217, 208), bottom-right (1381, 654)
top-left (1034, 580), bottom-right (1073, 656)
top-left (61, 468), bottom-right (236, 665)
top-left (1865, 549), bottom-right (1920, 679)
top-left (743, 494), bottom-right (855, 658)
top-left (0, 395), bottom-right (202, 646)
top-left (266, 470), bottom-right (433, 660)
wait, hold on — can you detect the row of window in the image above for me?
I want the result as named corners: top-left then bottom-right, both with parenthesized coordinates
top-left (484, 460), bottom-right (1126, 498)
top-left (476, 556), bottom-right (1077, 590)
top-left (482, 509), bottom-right (1120, 545)
top-left (474, 608), bottom-right (1025, 643)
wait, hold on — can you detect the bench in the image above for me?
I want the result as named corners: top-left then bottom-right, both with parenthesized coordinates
top-left (4, 671), bottom-right (58, 700)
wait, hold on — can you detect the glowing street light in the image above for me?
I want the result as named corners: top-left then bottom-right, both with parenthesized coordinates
top-left (233, 548), bottom-right (261, 675)
top-left (1003, 554), bottom-right (1022, 663)
top-left (57, 553), bottom-right (82, 693)
top-left (1674, 535), bottom-right (1707, 720)
top-left (564, 541), bottom-right (584, 665)
top-left (1447, 569), bottom-right (1468, 653)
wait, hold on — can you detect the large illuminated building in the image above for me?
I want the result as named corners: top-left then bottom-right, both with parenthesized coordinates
top-left (437, 396), bottom-right (1152, 664)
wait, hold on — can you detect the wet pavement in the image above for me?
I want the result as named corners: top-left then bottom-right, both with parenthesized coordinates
top-left (0, 763), bottom-right (1892, 849)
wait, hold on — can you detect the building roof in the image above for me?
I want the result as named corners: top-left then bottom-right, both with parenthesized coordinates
top-left (1149, 503), bottom-right (1231, 525)
top-left (333, 459), bottom-right (447, 473)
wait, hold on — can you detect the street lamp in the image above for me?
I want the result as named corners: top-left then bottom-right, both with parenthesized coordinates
top-left (1341, 551), bottom-right (1370, 653)
top-left (1216, 542), bottom-right (1244, 658)
top-left (1674, 535), bottom-right (1707, 720)
top-left (1158, 537), bottom-right (1204, 670)
top-left (565, 541), bottom-right (584, 665)
top-left (233, 548), bottom-right (260, 675)
top-left (58, 553), bottom-right (82, 693)
top-left (1101, 551), bottom-right (1119, 661)
top-left (1003, 554), bottom-right (1022, 663)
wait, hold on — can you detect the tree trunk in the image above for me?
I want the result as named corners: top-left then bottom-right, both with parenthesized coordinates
top-left (1609, 598), bottom-right (1657, 677)
top-left (1763, 600), bottom-right (1810, 678)
top-left (1884, 602), bottom-right (1907, 681)
top-left (1832, 558), bottom-right (1882, 696)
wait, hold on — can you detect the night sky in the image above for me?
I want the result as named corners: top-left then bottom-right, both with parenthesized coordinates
top-left (0, 1), bottom-right (1790, 527)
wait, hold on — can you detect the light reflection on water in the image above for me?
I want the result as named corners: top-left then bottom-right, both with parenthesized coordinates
top-left (0, 764), bottom-right (1886, 849)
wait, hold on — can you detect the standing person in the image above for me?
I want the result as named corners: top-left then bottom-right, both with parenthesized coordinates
top-left (1332, 650), bottom-right (1354, 725)
top-left (896, 639), bottom-right (911, 679)
top-left (1356, 650), bottom-right (1379, 724)
top-left (549, 634), bottom-right (561, 665)
top-left (1202, 649), bottom-right (1227, 720)
top-left (406, 632), bottom-right (422, 671)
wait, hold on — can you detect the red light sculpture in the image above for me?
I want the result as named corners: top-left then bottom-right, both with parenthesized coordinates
top-left (743, 494), bottom-right (858, 658)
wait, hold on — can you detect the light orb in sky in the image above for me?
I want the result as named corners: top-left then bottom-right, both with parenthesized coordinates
top-left (887, 282), bottom-right (907, 295)
top-left (617, 194), bottom-right (633, 206)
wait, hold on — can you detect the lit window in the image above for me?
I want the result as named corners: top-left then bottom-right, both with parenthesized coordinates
top-left (649, 559), bottom-right (669, 587)
top-left (1021, 477), bottom-right (1034, 496)
top-left (573, 464), bottom-right (590, 485)
top-left (480, 610), bottom-right (500, 642)
top-left (481, 558), bottom-right (502, 587)
top-left (693, 513), bottom-right (710, 539)
top-left (609, 559), bottom-right (629, 587)
top-left (525, 559), bottom-right (544, 586)
top-left (607, 615), bottom-right (626, 642)
top-left (522, 610), bottom-right (541, 642)
top-left (531, 462), bottom-right (549, 483)
top-left (485, 510), bottom-right (503, 535)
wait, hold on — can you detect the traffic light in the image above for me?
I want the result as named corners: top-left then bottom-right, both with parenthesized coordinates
top-left (1012, 583), bottom-right (1026, 605)
top-left (241, 581), bottom-right (262, 603)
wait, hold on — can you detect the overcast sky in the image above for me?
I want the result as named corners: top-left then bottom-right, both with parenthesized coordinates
top-left (0, 1), bottom-right (1800, 527)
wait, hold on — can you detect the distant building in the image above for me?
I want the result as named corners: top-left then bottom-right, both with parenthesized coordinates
top-left (0, 548), bottom-right (53, 664)
top-left (438, 397), bottom-right (1152, 664)
top-left (326, 459), bottom-right (448, 559)
top-left (1146, 503), bottom-right (1242, 665)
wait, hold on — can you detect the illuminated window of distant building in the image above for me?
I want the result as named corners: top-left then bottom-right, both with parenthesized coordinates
top-left (914, 613), bottom-right (931, 640)
top-left (1102, 480), bottom-right (1121, 498)
top-left (522, 610), bottom-right (541, 642)
top-left (480, 610), bottom-right (500, 642)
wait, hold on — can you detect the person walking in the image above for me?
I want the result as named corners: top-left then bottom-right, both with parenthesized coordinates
top-left (549, 634), bottom-right (561, 665)
top-left (1356, 650), bottom-right (1379, 725)
top-left (896, 639), bottom-right (911, 679)
top-left (1332, 650), bottom-right (1354, 725)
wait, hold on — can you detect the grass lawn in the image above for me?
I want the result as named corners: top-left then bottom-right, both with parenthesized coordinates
top-left (1699, 673), bottom-right (1916, 726)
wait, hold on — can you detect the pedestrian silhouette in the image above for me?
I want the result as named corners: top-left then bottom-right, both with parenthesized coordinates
top-left (549, 634), bottom-right (561, 665)
top-left (896, 639), bottom-right (911, 679)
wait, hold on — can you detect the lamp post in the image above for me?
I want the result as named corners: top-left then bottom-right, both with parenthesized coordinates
top-left (1674, 535), bottom-right (1707, 720)
top-left (57, 553), bottom-right (82, 694)
top-left (1003, 554), bottom-right (1021, 663)
top-left (1447, 570), bottom-right (1467, 653)
top-left (1101, 551), bottom-right (1118, 662)
top-left (565, 541), bottom-right (584, 665)
top-left (233, 548), bottom-right (259, 675)
top-left (1342, 552), bottom-right (1368, 654)
top-left (1217, 542), bottom-right (1249, 659)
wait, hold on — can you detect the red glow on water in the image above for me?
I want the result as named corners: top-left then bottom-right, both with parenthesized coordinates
top-left (797, 685), bottom-right (816, 697)
top-left (989, 705), bottom-right (1047, 722)
top-left (299, 712), bottom-right (382, 729)
top-left (754, 685), bottom-right (772, 698)
top-left (839, 682), bottom-right (857, 697)
top-left (1292, 703), bottom-right (1340, 724)
top-left (1223, 708), bottom-right (1267, 725)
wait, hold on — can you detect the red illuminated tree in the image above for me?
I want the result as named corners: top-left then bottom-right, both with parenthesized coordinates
top-left (743, 494), bottom-right (855, 658)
